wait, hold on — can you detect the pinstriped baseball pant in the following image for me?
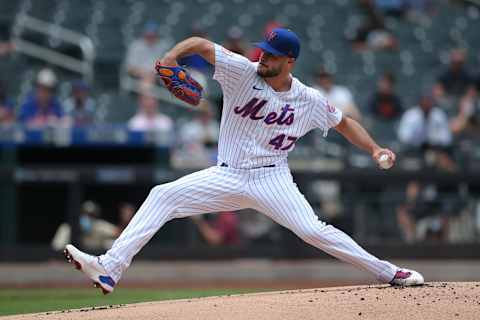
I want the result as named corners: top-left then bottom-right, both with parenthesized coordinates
top-left (100, 166), bottom-right (398, 283)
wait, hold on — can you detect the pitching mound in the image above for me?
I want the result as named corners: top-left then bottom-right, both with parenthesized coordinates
top-left (7, 282), bottom-right (480, 320)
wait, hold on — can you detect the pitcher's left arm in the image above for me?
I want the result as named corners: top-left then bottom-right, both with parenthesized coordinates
top-left (334, 116), bottom-right (396, 168)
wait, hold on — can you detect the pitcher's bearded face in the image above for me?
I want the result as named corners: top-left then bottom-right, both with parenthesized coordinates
top-left (257, 52), bottom-right (287, 78)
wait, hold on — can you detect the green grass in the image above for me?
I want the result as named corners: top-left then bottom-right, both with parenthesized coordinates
top-left (0, 288), bottom-right (262, 316)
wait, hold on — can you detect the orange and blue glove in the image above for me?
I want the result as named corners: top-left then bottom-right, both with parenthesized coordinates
top-left (155, 63), bottom-right (203, 106)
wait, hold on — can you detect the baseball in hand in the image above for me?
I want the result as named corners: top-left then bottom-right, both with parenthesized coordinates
top-left (378, 154), bottom-right (393, 169)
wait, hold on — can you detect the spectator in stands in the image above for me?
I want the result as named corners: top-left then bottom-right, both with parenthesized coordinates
top-left (63, 80), bottom-right (97, 127)
top-left (436, 49), bottom-right (474, 98)
top-left (396, 92), bottom-right (457, 242)
top-left (351, 0), bottom-right (398, 51)
top-left (179, 104), bottom-right (219, 149)
top-left (395, 140), bottom-right (464, 244)
top-left (128, 90), bottom-right (173, 133)
top-left (125, 21), bottom-right (170, 83)
top-left (0, 80), bottom-right (15, 127)
top-left (398, 93), bottom-right (452, 150)
top-left (51, 200), bottom-right (118, 251)
top-left (190, 212), bottom-right (239, 246)
top-left (397, 92), bottom-right (459, 244)
top-left (450, 85), bottom-right (480, 137)
top-left (19, 68), bottom-right (64, 128)
top-left (368, 72), bottom-right (403, 121)
top-left (313, 68), bottom-right (362, 122)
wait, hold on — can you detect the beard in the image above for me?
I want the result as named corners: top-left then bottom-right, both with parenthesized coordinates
top-left (257, 64), bottom-right (282, 78)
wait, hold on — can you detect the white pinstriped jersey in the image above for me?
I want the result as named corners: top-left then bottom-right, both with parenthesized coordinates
top-left (213, 44), bottom-right (343, 169)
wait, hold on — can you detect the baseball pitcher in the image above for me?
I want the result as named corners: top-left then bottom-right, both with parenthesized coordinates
top-left (65, 28), bottom-right (424, 294)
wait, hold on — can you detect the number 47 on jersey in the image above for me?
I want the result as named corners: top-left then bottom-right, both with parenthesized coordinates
top-left (269, 134), bottom-right (298, 151)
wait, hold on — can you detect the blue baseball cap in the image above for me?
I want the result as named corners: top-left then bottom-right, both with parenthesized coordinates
top-left (143, 21), bottom-right (158, 34)
top-left (254, 28), bottom-right (300, 59)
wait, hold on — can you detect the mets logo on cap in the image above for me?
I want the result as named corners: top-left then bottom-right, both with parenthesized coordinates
top-left (266, 31), bottom-right (278, 42)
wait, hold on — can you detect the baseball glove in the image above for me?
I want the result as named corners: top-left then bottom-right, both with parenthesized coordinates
top-left (155, 63), bottom-right (203, 106)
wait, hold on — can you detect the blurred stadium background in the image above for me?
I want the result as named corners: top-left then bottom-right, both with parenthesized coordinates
top-left (1, 0), bottom-right (480, 308)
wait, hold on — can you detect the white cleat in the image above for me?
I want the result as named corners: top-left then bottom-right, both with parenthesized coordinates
top-left (64, 244), bottom-right (115, 295)
top-left (389, 268), bottom-right (424, 287)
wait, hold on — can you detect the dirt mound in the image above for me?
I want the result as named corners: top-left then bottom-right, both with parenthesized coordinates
top-left (6, 282), bottom-right (480, 320)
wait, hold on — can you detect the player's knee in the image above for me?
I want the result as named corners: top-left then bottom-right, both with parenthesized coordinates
top-left (149, 184), bottom-right (182, 208)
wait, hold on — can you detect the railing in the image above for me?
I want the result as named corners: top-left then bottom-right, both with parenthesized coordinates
top-left (11, 14), bottom-right (95, 83)
top-left (0, 125), bottom-right (174, 147)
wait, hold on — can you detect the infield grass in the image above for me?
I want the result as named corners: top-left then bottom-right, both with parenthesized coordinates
top-left (0, 288), bottom-right (263, 316)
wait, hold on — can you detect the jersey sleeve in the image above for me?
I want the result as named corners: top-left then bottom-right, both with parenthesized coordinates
top-left (213, 44), bottom-right (254, 95)
top-left (310, 92), bottom-right (343, 136)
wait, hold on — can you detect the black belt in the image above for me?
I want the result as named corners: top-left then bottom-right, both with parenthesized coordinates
top-left (220, 162), bottom-right (275, 168)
